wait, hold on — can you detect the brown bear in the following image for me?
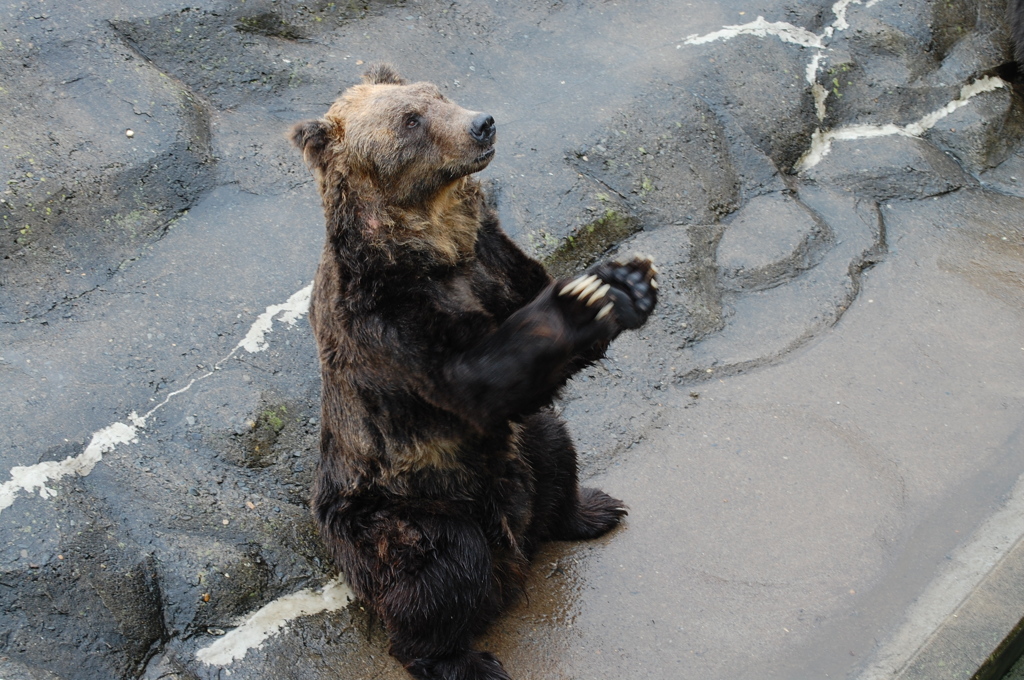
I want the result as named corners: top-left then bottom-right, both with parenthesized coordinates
top-left (290, 64), bottom-right (657, 680)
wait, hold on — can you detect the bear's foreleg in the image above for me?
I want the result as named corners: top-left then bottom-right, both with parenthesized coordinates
top-left (440, 280), bottom-right (616, 425)
top-left (440, 255), bottom-right (657, 427)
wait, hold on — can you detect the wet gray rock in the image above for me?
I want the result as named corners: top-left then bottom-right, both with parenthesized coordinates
top-left (926, 86), bottom-right (1024, 171)
top-left (210, 109), bottom-right (314, 197)
top-left (111, 9), bottom-right (300, 111)
top-left (1, 0), bottom-right (1024, 678)
top-left (929, 29), bottom-right (1012, 86)
top-left (573, 89), bottom-right (742, 228)
top-left (802, 135), bottom-right (974, 200)
top-left (687, 36), bottom-right (820, 173)
top-left (1, 493), bottom-right (167, 679)
top-left (821, 18), bottom-right (952, 128)
top-left (929, 0), bottom-right (1014, 78)
top-left (0, 659), bottom-right (62, 680)
top-left (818, 0), bottom-right (1023, 159)
top-left (717, 192), bottom-right (830, 292)
top-left (110, 1), bottom-right (399, 110)
top-left (0, 14), bottom-right (214, 323)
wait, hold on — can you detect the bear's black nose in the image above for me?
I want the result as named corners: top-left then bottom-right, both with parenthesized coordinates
top-left (470, 113), bottom-right (496, 144)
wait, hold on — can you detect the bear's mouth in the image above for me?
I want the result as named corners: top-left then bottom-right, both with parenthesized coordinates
top-left (474, 147), bottom-right (496, 165)
top-left (451, 147), bottom-right (495, 179)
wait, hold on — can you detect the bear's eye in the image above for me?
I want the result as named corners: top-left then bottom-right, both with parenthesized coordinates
top-left (404, 114), bottom-right (421, 130)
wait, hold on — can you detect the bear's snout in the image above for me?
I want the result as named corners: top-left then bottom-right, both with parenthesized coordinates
top-left (469, 113), bottom-right (496, 145)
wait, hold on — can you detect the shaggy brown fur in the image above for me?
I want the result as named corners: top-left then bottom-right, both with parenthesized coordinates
top-left (291, 64), bottom-right (657, 680)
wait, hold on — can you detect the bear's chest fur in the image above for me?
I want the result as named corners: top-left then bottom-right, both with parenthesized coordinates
top-left (310, 240), bottom-right (540, 539)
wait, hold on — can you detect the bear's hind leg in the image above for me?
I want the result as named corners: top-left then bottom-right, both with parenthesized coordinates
top-left (519, 411), bottom-right (628, 543)
top-left (403, 650), bottom-right (511, 680)
top-left (558, 486), bottom-right (628, 540)
top-left (372, 515), bottom-right (511, 680)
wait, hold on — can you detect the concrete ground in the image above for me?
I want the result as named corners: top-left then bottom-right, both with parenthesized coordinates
top-left (2, 1), bottom-right (1024, 679)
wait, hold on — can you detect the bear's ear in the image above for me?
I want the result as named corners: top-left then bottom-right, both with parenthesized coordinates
top-left (289, 118), bottom-right (334, 171)
top-left (362, 63), bottom-right (406, 85)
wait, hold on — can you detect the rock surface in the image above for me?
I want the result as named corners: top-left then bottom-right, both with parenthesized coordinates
top-left (1, 0), bottom-right (1023, 679)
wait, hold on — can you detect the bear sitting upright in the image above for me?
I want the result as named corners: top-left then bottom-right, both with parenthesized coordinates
top-left (290, 64), bottom-right (657, 680)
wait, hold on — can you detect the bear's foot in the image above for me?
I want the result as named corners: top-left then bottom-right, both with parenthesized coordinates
top-left (558, 487), bottom-right (627, 540)
top-left (404, 650), bottom-right (512, 680)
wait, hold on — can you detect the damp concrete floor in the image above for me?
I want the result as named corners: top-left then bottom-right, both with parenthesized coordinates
top-left (2, 0), bottom-right (1024, 679)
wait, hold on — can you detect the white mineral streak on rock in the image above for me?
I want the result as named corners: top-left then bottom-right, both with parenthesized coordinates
top-left (238, 284), bottom-right (313, 353)
top-left (808, 45), bottom-right (829, 120)
top-left (684, 3), bottom-right (881, 122)
top-left (905, 76), bottom-right (1006, 135)
top-left (812, 82), bottom-right (830, 121)
top-left (796, 124), bottom-right (906, 171)
top-left (806, 50), bottom-right (825, 86)
top-left (830, 0), bottom-right (856, 32)
top-left (808, 1), bottom-right (884, 113)
top-left (795, 76), bottom-right (1007, 171)
top-left (0, 422), bottom-right (137, 513)
top-left (0, 284), bottom-right (313, 515)
top-left (683, 16), bottom-right (823, 49)
top-left (831, 0), bottom-right (881, 33)
top-left (196, 576), bottom-right (354, 666)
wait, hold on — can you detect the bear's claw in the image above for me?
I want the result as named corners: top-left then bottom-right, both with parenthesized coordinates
top-left (559, 274), bottom-right (598, 297)
top-left (586, 283), bottom-right (610, 306)
top-left (577, 278), bottom-right (603, 301)
top-left (555, 256), bottom-right (657, 334)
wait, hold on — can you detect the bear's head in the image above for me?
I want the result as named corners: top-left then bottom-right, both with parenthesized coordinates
top-left (291, 64), bottom-right (496, 209)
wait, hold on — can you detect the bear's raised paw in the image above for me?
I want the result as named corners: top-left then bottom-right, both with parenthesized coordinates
top-left (556, 255), bottom-right (658, 332)
top-left (605, 255), bottom-right (658, 329)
